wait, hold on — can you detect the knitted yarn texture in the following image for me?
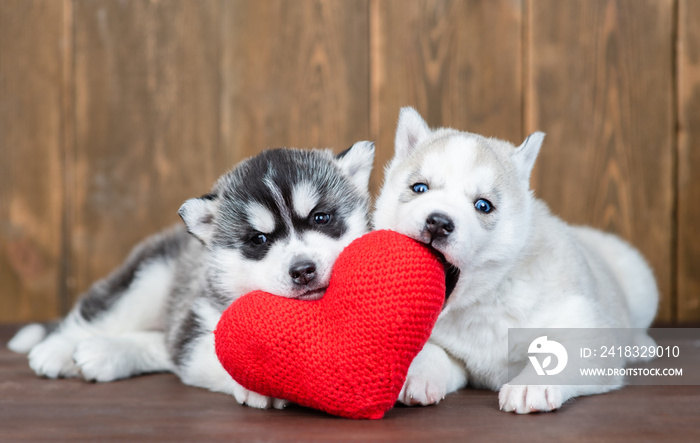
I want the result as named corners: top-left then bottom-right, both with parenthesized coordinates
top-left (214, 230), bottom-right (446, 419)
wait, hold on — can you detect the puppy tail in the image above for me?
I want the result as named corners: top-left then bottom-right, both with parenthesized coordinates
top-left (7, 322), bottom-right (57, 353)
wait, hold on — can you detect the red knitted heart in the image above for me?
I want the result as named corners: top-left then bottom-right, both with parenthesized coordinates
top-left (214, 230), bottom-right (445, 419)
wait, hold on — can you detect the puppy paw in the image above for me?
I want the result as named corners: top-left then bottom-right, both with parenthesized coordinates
top-left (498, 384), bottom-right (562, 414)
top-left (397, 342), bottom-right (465, 406)
top-left (240, 390), bottom-right (288, 410)
top-left (227, 380), bottom-right (286, 409)
top-left (243, 391), bottom-right (277, 409)
top-left (398, 374), bottom-right (446, 406)
top-left (272, 398), bottom-right (289, 409)
top-left (73, 336), bottom-right (133, 382)
top-left (28, 333), bottom-right (80, 378)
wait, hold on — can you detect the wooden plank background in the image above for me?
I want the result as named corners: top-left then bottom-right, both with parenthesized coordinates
top-left (678, 0), bottom-right (700, 324)
top-left (0, 0), bottom-right (697, 325)
top-left (0, 0), bottom-right (65, 321)
top-left (371, 0), bottom-right (523, 187)
top-left (70, 0), bottom-right (221, 309)
top-left (527, 0), bottom-right (676, 321)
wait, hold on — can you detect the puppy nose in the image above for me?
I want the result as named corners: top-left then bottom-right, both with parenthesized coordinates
top-left (425, 212), bottom-right (454, 240)
top-left (289, 261), bottom-right (316, 286)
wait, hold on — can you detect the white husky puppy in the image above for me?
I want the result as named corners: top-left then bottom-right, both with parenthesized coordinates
top-left (373, 107), bottom-right (658, 413)
top-left (9, 142), bottom-right (375, 409)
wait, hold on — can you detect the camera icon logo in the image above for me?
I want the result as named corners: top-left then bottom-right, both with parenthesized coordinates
top-left (528, 336), bottom-right (568, 376)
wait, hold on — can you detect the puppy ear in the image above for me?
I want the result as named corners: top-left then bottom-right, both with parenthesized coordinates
top-left (335, 140), bottom-right (375, 194)
top-left (394, 107), bottom-right (430, 160)
top-left (178, 194), bottom-right (218, 245)
top-left (513, 132), bottom-right (545, 184)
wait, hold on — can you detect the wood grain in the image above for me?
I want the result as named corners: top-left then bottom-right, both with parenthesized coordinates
top-left (0, 0), bottom-right (66, 321)
top-left (2, 325), bottom-right (700, 440)
top-left (220, 0), bottom-right (370, 162)
top-left (677, 0), bottom-right (700, 323)
top-left (71, 0), bottom-right (220, 300)
top-left (527, 0), bottom-right (675, 323)
top-left (370, 0), bottom-right (524, 190)
top-left (0, 0), bottom-right (696, 324)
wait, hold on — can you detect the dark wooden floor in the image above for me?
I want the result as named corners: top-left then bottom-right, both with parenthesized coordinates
top-left (2, 325), bottom-right (699, 442)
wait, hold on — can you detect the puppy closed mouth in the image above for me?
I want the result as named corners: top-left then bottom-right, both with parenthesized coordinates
top-left (294, 287), bottom-right (327, 301)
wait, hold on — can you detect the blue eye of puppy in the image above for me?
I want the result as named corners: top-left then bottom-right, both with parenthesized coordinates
top-left (313, 212), bottom-right (332, 225)
top-left (474, 199), bottom-right (493, 214)
top-left (251, 234), bottom-right (267, 245)
top-left (412, 183), bottom-right (429, 193)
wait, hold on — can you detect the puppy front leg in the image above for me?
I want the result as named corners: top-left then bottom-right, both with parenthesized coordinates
top-left (399, 341), bottom-right (467, 406)
top-left (499, 367), bottom-right (623, 413)
top-left (73, 331), bottom-right (173, 382)
top-left (498, 383), bottom-right (566, 413)
top-left (176, 330), bottom-right (287, 410)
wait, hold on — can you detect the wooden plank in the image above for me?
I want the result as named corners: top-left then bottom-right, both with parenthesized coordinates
top-left (677, 0), bottom-right (700, 323)
top-left (220, 0), bottom-right (370, 162)
top-left (0, 0), bottom-right (66, 321)
top-left (527, 0), bottom-right (675, 322)
top-left (71, 0), bottom-right (220, 300)
top-left (371, 0), bottom-right (524, 190)
top-left (3, 324), bottom-right (700, 440)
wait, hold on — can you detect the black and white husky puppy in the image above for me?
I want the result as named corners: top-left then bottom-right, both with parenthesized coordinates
top-left (9, 142), bottom-right (375, 409)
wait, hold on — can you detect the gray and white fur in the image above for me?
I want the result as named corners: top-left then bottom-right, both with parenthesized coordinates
top-left (9, 142), bottom-right (375, 409)
top-left (373, 107), bottom-right (658, 413)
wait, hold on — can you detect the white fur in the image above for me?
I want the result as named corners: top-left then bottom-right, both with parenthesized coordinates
top-left (7, 323), bottom-right (47, 353)
top-left (179, 198), bottom-right (218, 244)
top-left (264, 174), bottom-right (293, 228)
top-left (246, 201), bottom-right (276, 234)
top-left (94, 260), bottom-right (173, 332)
top-left (394, 107), bottom-right (430, 160)
top-left (513, 132), bottom-right (545, 184)
top-left (399, 342), bottom-right (467, 405)
top-left (26, 259), bottom-right (175, 380)
top-left (336, 141), bottom-right (375, 196)
top-left (73, 331), bottom-right (172, 382)
top-left (374, 108), bottom-right (659, 413)
top-left (27, 316), bottom-right (85, 378)
top-left (292, 181), bottom-right (320, 218)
